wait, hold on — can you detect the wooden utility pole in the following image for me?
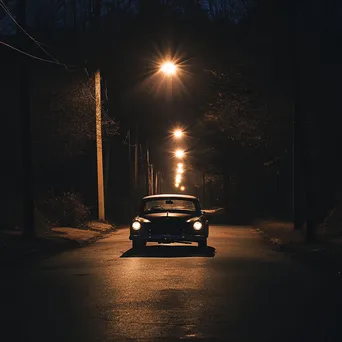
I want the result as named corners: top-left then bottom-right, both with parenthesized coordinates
top-left (134, 124), bottom-right (139, 191)
top-left (95, 69), bottom-right (105, 221)
top-left (160, 173), bottom-right (164, 193)
top-left (202, 173), bottom-right (206, 208)
top-left (18, 0), bottom-right (35, 238)
top-left (155, 171), bottom-right (158, 195)
top-left (150, 164), bottom-right (154, 195)
top-left (128, 130), bottom-right (134, 215)
top-left (146, 148), bottom-right (151, 195)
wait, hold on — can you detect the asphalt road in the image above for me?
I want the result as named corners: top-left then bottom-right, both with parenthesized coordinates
top-left (1, 225), bottom-right (342, 342)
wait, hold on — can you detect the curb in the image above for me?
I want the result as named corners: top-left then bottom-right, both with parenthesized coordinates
top-left (76, 227), bottom-right (117, 246)
top-left (0, 227), bottom-right (117, 267)
top-left (255, 227), bottom-right (342, 281)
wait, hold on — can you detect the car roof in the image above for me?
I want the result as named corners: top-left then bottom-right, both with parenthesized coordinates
top-left (142, 194), bottom-right (198, 200)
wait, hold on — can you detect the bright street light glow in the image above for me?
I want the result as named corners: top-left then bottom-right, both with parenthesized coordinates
top-left (175, 149), bottom-right (185, 159)
top-left (175, 174), bottom-right (182, 183)
top-left (176, 168), bottom-right (184, 174)
top-left (177, 163), bottom-right (183, 168)
top-left (175, 183), bottom-right (179, 187)
top-left (180, 186), bottom-right (185, 191)
top-left (173, 129), bottom-right (183, 139)
top-left (160, 61), bottom-right (177, 76)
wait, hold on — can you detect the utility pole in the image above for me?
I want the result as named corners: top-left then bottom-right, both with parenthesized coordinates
top-left (134, 123), bottom-right (139, 201)
top-left (146, 148), bottom-right (151, 195)
top-left (18, 0), bottom-right (35, 238)
top-left (202, 172), bottom-right (206, 208)
top-left (95, 69), bottom-right (105, 221)
top-left (128, 130), bottom-right (134, 215)
top-left (155, 171), bottom-right (158, 195)
top-left (160, 173), bottom-right (164, 193)
top-left (150, 164), bottom-right (154, 195)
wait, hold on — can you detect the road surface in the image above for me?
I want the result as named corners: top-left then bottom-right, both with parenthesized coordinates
top-left (1, 225), bottom-right (342, 341)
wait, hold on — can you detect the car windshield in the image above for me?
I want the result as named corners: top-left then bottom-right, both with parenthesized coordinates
top-left (142, 198), bottom-right (198, 213)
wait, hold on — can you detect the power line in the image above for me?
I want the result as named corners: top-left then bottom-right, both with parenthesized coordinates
top-left (0, 0), bottom-right (72, 69)
top-left (0, 40), bottom-right (76, 67)
top-left (0, 0), bottom-right (58, 62)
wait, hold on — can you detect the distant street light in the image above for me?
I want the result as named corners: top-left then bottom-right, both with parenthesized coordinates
top-left (160, 61), bottom-right (177, 76)
top-left (173, 129), bottom-right (183, 139)
top-left (180, 186), bottom-right (185, 191)
top-left (175, 149), bottom-right (185, 159)
top-left (175, 174), bottom-right (182, 183)
top-left (175, 183), bottom-right (179, 188)
top-left (177, 163), bottom-right (183, 168)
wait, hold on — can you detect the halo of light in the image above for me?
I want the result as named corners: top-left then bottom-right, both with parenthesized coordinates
top-left (175, 149), bottom-right (185, 159)
top-left (160, 61), bottom-right (177, 76)
top-left (173, 129), bottom-right (183, 138)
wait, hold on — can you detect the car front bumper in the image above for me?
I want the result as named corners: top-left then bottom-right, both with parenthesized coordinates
top-left (129, 234), bottom-right (206, 243)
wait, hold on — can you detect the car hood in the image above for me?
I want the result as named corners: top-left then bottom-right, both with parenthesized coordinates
top-left (141, 212), bottom-right (196, 221)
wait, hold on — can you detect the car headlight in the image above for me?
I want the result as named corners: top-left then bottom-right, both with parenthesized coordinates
top-left (132, 221), bottom-right (141, 231)
top-left (193, 221), bottom-right (203, 230)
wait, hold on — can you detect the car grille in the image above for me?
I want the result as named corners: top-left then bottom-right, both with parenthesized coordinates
top-left (148, 220), bottom-right (186, 235)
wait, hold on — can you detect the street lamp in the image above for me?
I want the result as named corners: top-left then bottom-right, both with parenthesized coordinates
top-left (173, 129), bottom-right (183, 139)
top-left (160, 61), bottom-right (177, 76)
top-left (180, 186), bottom-right (185, 191)
top-left (175, 149), bottom-right (185, 159)
top-left (175, 174), bottom-right (182, 183)
top-left (175, 183), bottom-right (179, 188)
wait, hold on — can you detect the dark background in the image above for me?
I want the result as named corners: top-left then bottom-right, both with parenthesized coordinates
top-left (1, 0), bottom-right (341, 231)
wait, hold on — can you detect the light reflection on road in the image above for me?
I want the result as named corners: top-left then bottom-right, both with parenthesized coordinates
top-left (103, 246), bottom-right (208, 339)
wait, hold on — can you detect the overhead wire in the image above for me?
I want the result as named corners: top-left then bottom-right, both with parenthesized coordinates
top-left (0, 0), bottom-right (76, 69)
top-left (0, 40), bottom-right (77, 66)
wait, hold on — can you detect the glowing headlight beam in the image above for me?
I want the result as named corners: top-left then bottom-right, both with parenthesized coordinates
top-left (193, 221), bottom-right (202, 230)
top-left (132, 221), bottom-right (141, 231)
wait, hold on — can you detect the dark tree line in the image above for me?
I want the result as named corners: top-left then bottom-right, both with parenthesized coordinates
top-left (1, 0), bottom-right (340, 237)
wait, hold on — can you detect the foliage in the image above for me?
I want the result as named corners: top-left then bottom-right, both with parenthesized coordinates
top-left (203, 66), bottom-right (271, 146)
top-left (1, 0), bottom-right (295, 223)
top-left (37, 191), bottom-right (90, 227)
top-left (31, 68), bottom-right (119, 162)
top-left (192, 60), bottom-right (289, 172)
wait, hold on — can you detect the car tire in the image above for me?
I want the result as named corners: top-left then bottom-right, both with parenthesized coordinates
top-left (198, 240), bottom-right (207, 249)
top-left (132, 240), bottom-right (146, 249)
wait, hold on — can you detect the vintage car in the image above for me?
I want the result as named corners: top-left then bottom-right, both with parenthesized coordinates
top-left (129, 194), bottom-right (209, 249)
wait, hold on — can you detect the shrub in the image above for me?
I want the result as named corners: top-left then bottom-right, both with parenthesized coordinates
top-left (37, 192), bottom-right (90, 228)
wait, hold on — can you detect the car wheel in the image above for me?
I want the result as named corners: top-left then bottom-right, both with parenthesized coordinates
top-left (132, 240), bottom-right (146, 249)
top-left (198, 240), bottom-right (207, 249)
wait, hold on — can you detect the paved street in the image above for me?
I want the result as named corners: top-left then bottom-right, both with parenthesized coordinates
top-left (1, 225), bottom-right (342, 341)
